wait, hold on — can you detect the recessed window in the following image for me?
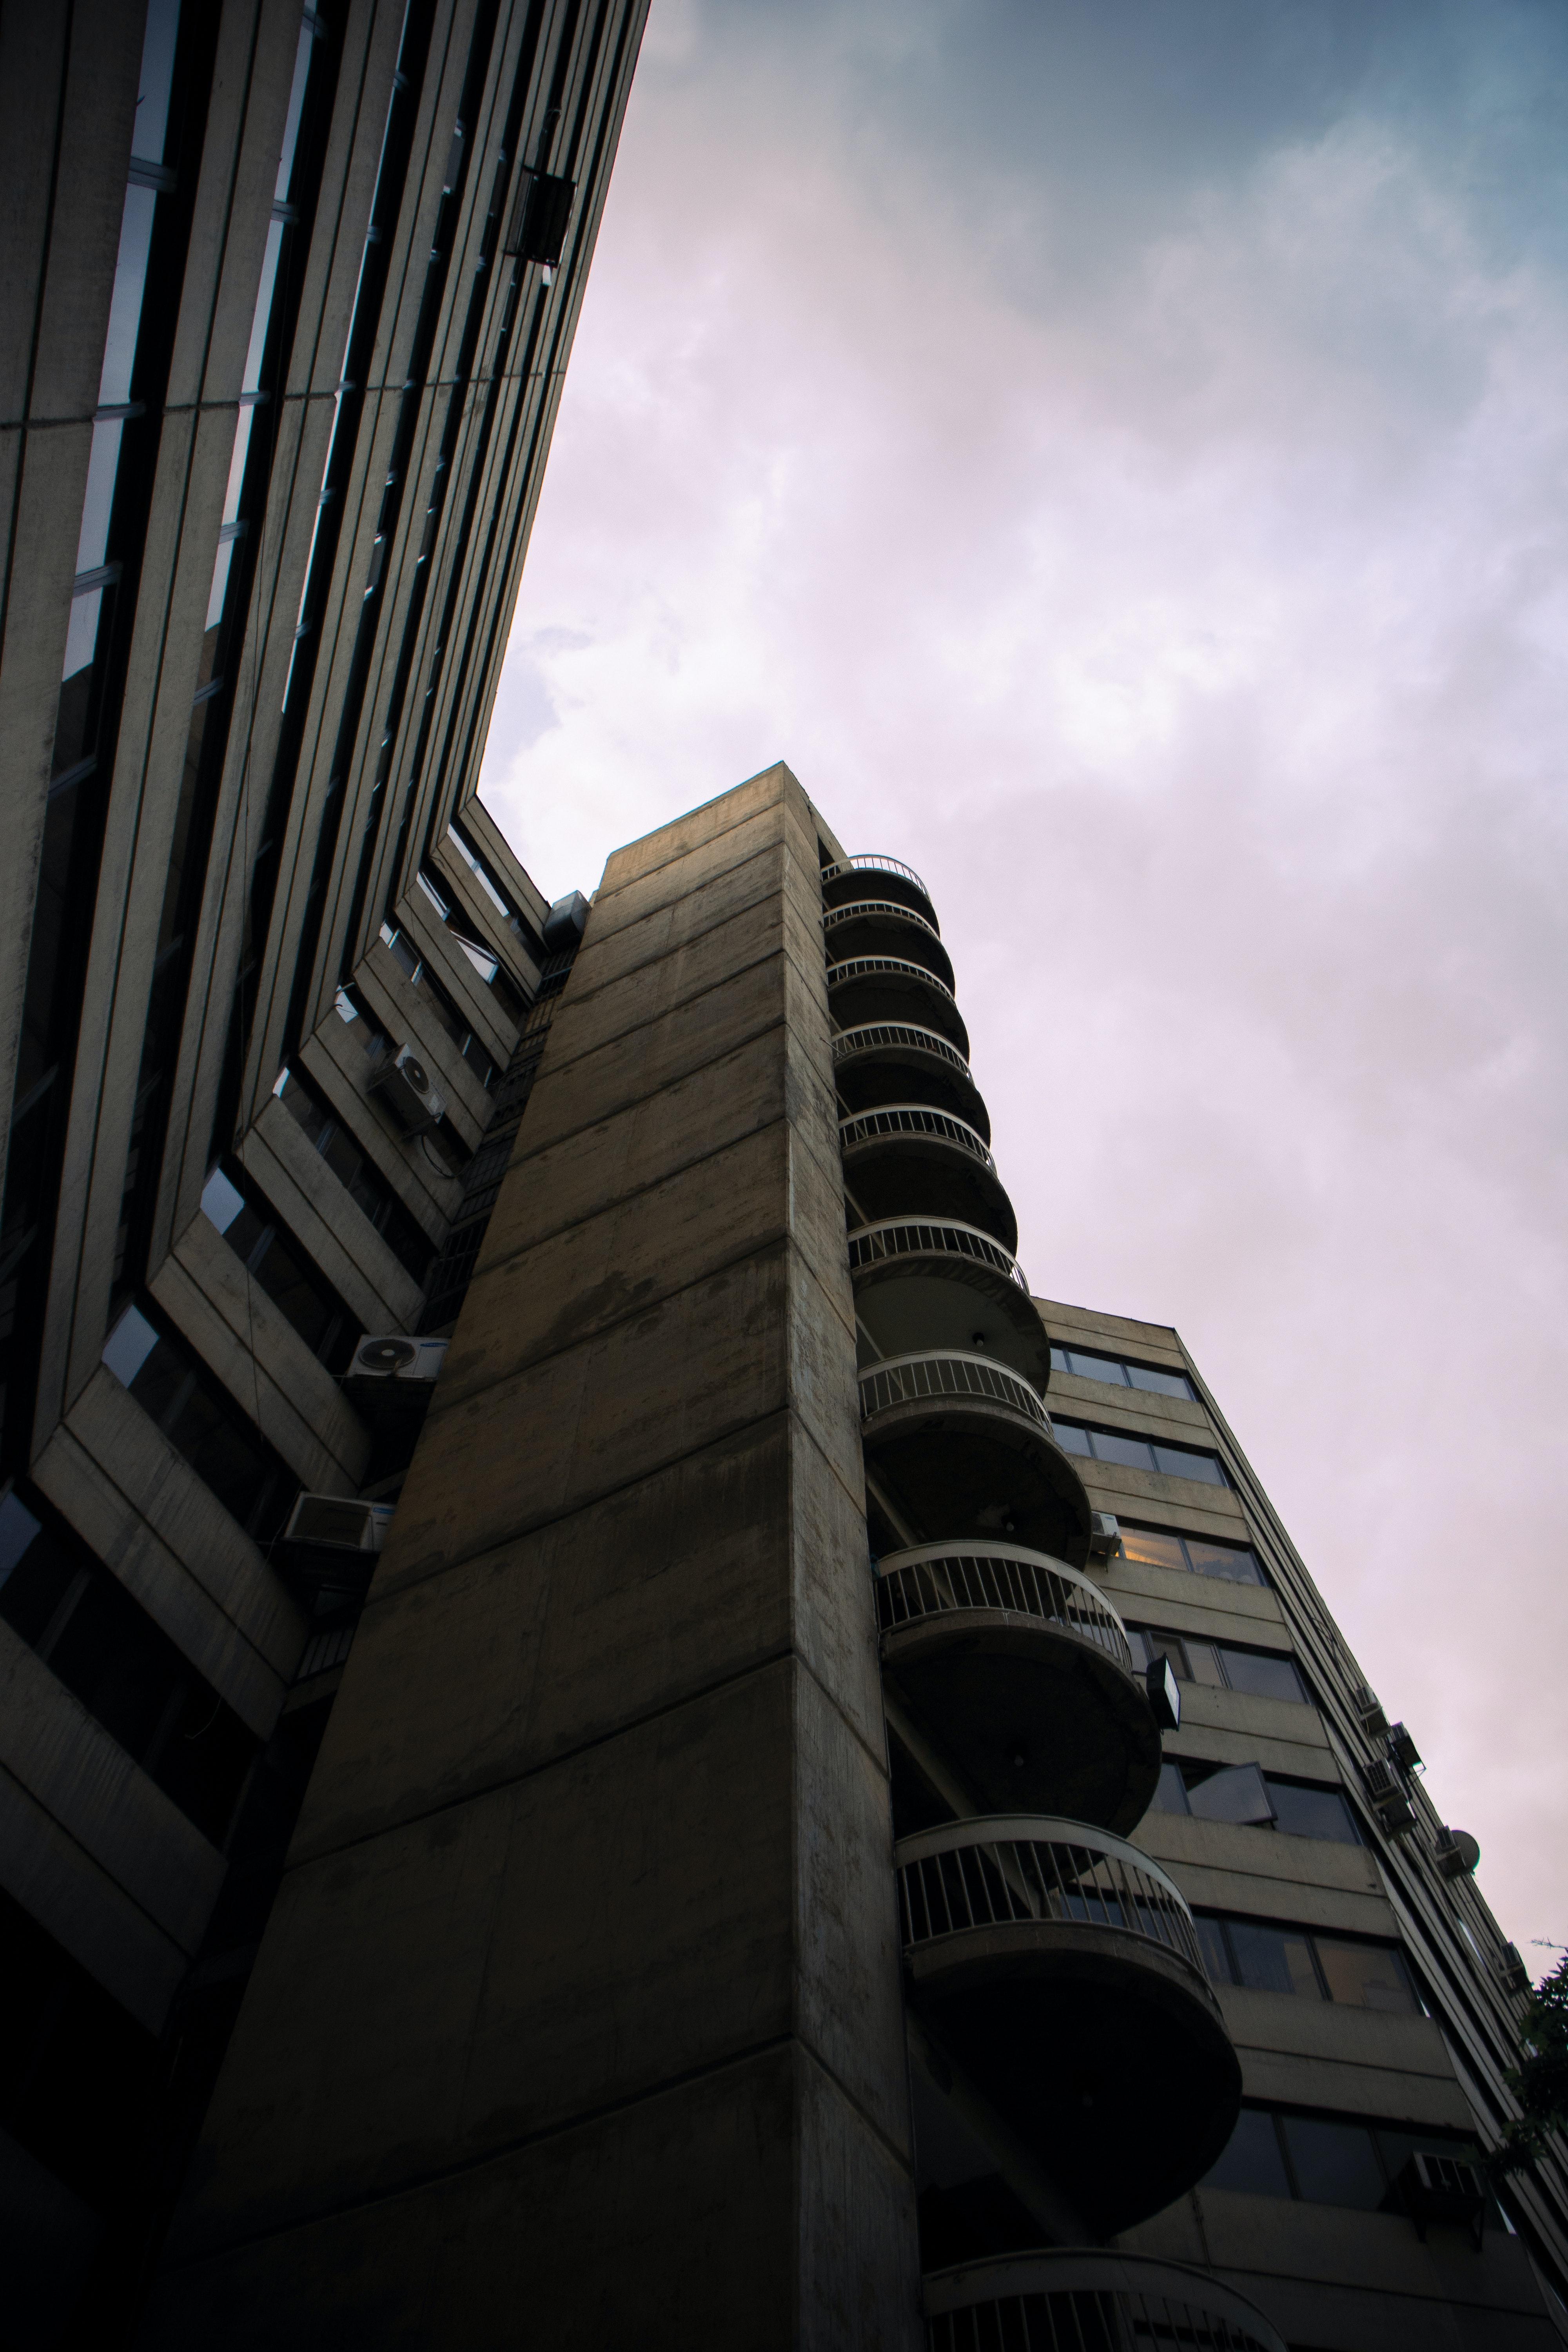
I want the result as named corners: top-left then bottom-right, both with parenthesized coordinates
top-left (1151, 1759), bottom-right (1359, 1844)
top-left (273, 1069), bottom-right (435, 1281)
top-left (1202, 2106), bottom-right (1485, 2216)
top-left (200, 1163), bottom-right (354, 1371)
top-left (1049, 1343), bottom-right (1195, 1400)
top-left (1196, 1913), bottom-right (1417, 2012)
top-left (1052, 1420), bottom-right (1227, 1487)
top-left (1116, 1522), bottom-right (1265, 1585)
top-left (101, 1303), bottom-right (296, 1541)
top-left (1126, 1626), bottom-right (1307, 1704)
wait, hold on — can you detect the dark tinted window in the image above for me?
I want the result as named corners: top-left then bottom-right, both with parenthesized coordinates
top-left (1053, 1425), bottom-right (1227, 1486)
top-left (1050, 1344), bottom-right (1195, 1399)
top-left (1219, 1646), bottom-right (1306, 1703)
top-left (1268, 1780), bottom-right (1359, 1845)
top-left (1201, 2108), bottom-right (1292, 2198)
top-left (102, 1303), bottom-right (295, 1539)
top-left (200, 1164), bottom-right (352, 1368)
top-left (1283, 2114), bottom-right (1388, 2210)
top-left (1225, 1920), bottom-right (1321, 1999)
top-left (274, 1070), bottom-right (434, 1281)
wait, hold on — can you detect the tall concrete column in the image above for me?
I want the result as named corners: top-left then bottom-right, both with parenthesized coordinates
top-left (147, 766), bottom-right (921, 2347)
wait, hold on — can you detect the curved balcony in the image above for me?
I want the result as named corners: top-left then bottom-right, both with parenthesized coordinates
top-left (840, 1104), bottom-right (1015, 1251)
top-left (877, 1542), bottom-right (1160, 1832)
top-left (850, 1218), bottom-right (1046, 1387)
top-left (823, 899), bottom-right (955, 993)
top-left (924, 2253), bottom-right (1286, 2352)
top-left (897, 1817), bottom-right (1242, 2235)
top-left (833, 1023), bottom-right (990, 1142)
top-left (820, 852), bottom-right (937, 927)
top-left (826, 955), bottom-right (969, 1054)
top-left (859, 1351), bottom-right (1091, 1562)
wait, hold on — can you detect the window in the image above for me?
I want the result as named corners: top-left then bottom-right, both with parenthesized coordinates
top-left (0, 1484), bottom-right (257, 1844)
top-left (379, 923), bottom-right (497, 1086)
top-left (101, 1303), bottom-right (296, 1541)
top-left (1126, 1627), bottom-right (1307, 1704)
top-left (200, 1165), bottom-right (354, 1370)
top-left (1052, 1420), bottom-right (1227, 1486)
top-left (1151, 1760), bottom-right (1360, 1844)
top-left (1117, 1523), bottom-right (1265, 1585)
top-left (1196, 1914), bottom-right (1417, 2012)
top-left (1201, 2106), bottom-right (1486, 2216)
top-left (273, 1069), bottom-right (434, 1281)
top-left (1049, 1343), bottom-right (1195, 1400)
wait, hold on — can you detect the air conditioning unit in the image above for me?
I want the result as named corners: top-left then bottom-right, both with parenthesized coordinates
top-left (279, 1494), bottom-right (394, 1591)
top-left (369, 1040), bottom-right (446, 1134)
top-left (1087, 1511), bottom-right (1121, 1561)
top-left (1497, 1943), bottom-right (1531, 1996)
top-left (1362, 1758), bottom-right (1415, 1833)
top-left (1352, 1682), bottom-right (1389, 1739)
top-left (1396, 2151), bottom-right (1486, 2245)
top-left (345, 1334), bottom-right (448, 1390)
top-left (1435, 1826), bottom-right (1481, 1879)
top-left (1145, 1653), bottom-right (1180, 1732)
top-left (1387, 1720), bottom-right (1422, 1773)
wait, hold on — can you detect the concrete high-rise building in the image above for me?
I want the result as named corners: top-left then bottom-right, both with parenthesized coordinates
top-left (0, 10), bottom-right (1564, 2352)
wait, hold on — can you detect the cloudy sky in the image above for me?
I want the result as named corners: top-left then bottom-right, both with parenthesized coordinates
top-left (479, 0), bottom-right (1568, 1958)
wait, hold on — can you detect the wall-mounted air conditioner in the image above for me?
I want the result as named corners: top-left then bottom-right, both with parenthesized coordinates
top-left (1352, 1682), bottom-right (1389, 1739)
top-left (1087, 1511), bottom-right (1120, 1561)
top-left (1361, 1758), bottom-right (1415, 1833)
top-left (279, 1494), bottom-right (394, 1590)
top-left (370, 1040), bottom-right (446, 1134)
top-left (1396, 2151), bottom-right (1486, 2245)
top-left (346, 1334), bottom-right (448, 1391)
top-left (1497, 1943), bottom-right (1531, 1996)
top-left (1387, 1720), bottom-right (1422, 1773)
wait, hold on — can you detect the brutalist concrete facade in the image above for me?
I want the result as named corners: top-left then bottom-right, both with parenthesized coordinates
top-left (148, 768), bottom-right (923, 2343)
top-left (3, 5), bottom-right (1568, 2348)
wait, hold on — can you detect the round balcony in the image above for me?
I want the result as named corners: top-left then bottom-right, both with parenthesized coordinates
top-left (859, 1351), bottom-right (1091, 1563)
top-left (840, 1105), bottom-right (1015, 1250)
top-left (833, 1024), bottom-right (990, 1141)
top-left (897, 1818), bottom-right (1241, 2236)
top-left (820, 852), bottom-right (937, 927)
top-left (876, 1543), bottom-right (1160, 1833)
top-left (826, 956), bottom-right (969, 1054)
top-left (924, 2252), bottom-right (1286, 2352)
top-left (850, 1218), bottom-right (1045, 1385)
top-left (823, 899), bottom-right (955, 993)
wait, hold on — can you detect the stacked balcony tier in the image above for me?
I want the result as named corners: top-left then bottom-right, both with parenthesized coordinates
top-left (876, 1542), bottom-right (1160, 1831)
top-left (923, 2252), bottom-right (1287, 2352)
top-left (897, 1818), bottom-right (1241, 2235)
top-left (840, 1106), bottom-right (1015, 1250)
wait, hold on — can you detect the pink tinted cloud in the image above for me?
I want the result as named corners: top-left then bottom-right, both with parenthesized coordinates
top-left (481, 3), bottom-right (1568, 1955)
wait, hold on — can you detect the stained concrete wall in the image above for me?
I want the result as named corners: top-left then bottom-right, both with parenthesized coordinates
top-left (143, 766), bottom-right (922, 2348)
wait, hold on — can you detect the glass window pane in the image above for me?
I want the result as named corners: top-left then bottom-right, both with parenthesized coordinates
top-left (1125, 1363), bottom-right (1194, 1399)
top-left (1282, 2116), bottom-right (1386, 2209)
top-left (1183, 1639), bottom-right (1227, 1688)
top-left (1089, 1428), bottom-right (1154, 1471)
top-left (252, 1232), bottom-right (330, 1352)
top-left (102, 1305), bottom-right (161, 1390)
top-left (1051, 1420), bottom-right (1091, 1456)
top-left (1227, 1920), bottom-right (1322, 1999)
top-left (1185, 1537), bottom-right (1263, 1584)
top-left (1186, 1763), bottom-right (1276, 1826)
top-left (1267, 1782), bottom-right (1359, 1845)
top-left (1149, 1760), bottom-right (1191, 1815)
top-left (1201, 2109), bottom-right (1291, 2198)
top-left (0, 1497), bottom-right (80, 1649)
top-left (1152, 1441), bottom-right (1226, 1485)
top-left (1193, 1915), bottom-right (1233, 1985)
top-left (200, 1167), bottom-right (246, 1235)
top-left (1066, 1349), bottom-right (1126, 1385)
top-left (1316, 1939), bottom-right (1416, 2014)
top-left (1049, 1346), bottom-right (1069, 1373)
top-left (1219, 1647), bottom-right (1307, 1704)
top-left (1118, 1525), bottom-right (1188, 1573)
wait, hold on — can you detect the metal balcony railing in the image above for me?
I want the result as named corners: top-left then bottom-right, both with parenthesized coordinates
top-left (848, 1217), bottom-right (1029, 1296)
top-left (896, 1816), bottom-right (1205, 1978)
top-left (823, 897), bottom-right (945, 949)
top-left (876, 1541), bottom-right (1131, 1668)
top-left (924, 2253), bottom-right (1288, 2352)
top-left (858, 1350), bottom-right (1049, 1429)
top-left (838, 1103), bottom-right (994, 1171)
top-left (826, 953), bottom-right (961, 1015)
top-left (832, 1023), bottom-right (973, 1080)
top-left (820, 853), bottom-right (932, 898)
